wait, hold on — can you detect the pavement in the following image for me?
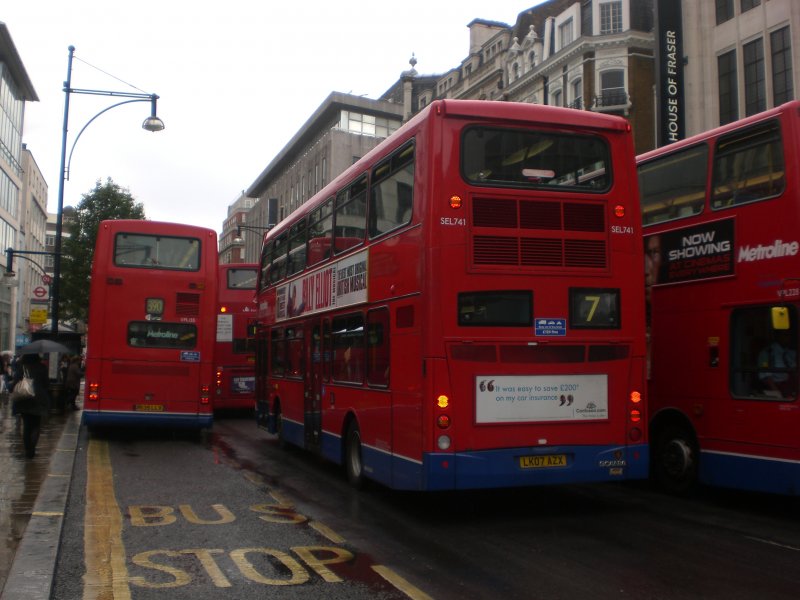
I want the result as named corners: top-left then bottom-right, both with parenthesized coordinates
top-left (0, 392), bottom-right (82, 600)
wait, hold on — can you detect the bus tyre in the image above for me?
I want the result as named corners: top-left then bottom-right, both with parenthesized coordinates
top-left (344, 423), bottom-right (365, 489)
top-left (653, 424), bottom-right (697, 494)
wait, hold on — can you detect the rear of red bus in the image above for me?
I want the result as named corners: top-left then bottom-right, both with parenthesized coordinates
top-left (83, 220), bottom-right (216, 429)
top-left (214, 264), bottom-right (258, 411)
top-left (384, 101), bottom-right (648, 489)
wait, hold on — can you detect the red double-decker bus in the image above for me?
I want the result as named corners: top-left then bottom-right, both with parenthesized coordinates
top-left (255, 99), bottom-right (648, 490)
top-left (83, 220), bottom-right (217, 429)
top-left (639, 100), bottom-right (800, 495)
top-left (214, 263), bottom-right (258, 411)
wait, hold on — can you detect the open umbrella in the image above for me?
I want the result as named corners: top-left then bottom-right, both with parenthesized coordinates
top-left (17, 339), bottom-right (72, 355)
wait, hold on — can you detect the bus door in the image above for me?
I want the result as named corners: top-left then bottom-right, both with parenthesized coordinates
top-left (304, 320), bottom-right (323, 452)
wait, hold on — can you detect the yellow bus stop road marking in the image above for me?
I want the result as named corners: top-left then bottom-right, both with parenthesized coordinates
top-left (84, 439), bottom-right (131, 600)
top-left (372, 565), bottom-right (434, 600)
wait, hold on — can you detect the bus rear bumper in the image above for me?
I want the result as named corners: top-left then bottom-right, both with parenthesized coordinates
top-left (82, 410), bottom-right (213, 430)
top-left (412, 444), bottom-right (649, 491)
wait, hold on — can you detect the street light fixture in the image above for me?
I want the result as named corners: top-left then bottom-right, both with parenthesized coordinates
top-left (51, 45), bottom-right (165, 335)
top-left (233, 224), bottom-right (274, 245)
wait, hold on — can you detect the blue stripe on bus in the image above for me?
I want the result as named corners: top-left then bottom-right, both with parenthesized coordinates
top-left (700, 450), bottom-right (800, 495)
top-left (314, 425), bottom-right (648, 490)
top-left (82, 411), bottom-right (213, 429)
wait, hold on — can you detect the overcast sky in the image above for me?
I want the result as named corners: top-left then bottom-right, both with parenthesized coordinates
top-left (3, 1), bottom-right (535, 234)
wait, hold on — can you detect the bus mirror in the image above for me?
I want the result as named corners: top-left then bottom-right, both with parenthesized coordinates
top-left (771, 306), bottom-right (790, 330)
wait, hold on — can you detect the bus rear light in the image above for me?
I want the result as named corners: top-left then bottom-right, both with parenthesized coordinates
top-left (449, 195), bottom-right (462, 209)
top-left (630, 409), bottom-right (641, 423)
top-left (436, 414), bottom-right (451, 429)
top-left (614, 204), bottom-right (625, 218)
top-left (630, 390), bottom-right (642, 403)
top-left (629, 427), bottom-right (642, 442)
top-left (220, 306), bottom-right (228, 313)
top-left (200, 385), bottom-right (210, 404)
top-left (437, 395), bottom-right (449, 409)
top-left (437, 435), bottom-right (451, 450)
top-left (88, 382), bottom-right (100, 401)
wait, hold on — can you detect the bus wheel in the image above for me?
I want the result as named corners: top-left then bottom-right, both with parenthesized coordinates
top-left (344, 422), bottom-right (364, 489)
top-left (653, 424), bottom-right (697, 494)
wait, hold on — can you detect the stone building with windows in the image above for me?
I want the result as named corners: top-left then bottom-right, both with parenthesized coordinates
top-left (681, 0), bottom-right (798, 136)
top-left (0, 23), bottom-right (39, 349)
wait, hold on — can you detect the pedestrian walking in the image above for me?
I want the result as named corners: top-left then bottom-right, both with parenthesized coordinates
top-left (64, 355), bottom-right (82, 410)
top-left (10, 354), bottom-right (50, 458)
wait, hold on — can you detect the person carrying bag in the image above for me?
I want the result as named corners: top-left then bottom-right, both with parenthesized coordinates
top-left (11, 354), bottom-right (50, 458)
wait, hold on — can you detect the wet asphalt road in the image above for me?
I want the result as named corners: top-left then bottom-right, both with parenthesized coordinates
top-left (4, 409), bottom-right (800, 599)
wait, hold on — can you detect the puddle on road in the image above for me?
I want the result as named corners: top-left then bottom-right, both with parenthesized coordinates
top-left (0, 394), bottom-right (70, 590)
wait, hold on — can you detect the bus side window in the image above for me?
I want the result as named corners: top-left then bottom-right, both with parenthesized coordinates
top-left (711, 121), bottom-right (785, 209)
top-left (307, 198), bottom-right (334, 266)
top-left (286, 327), bottom-right (304, 378)
top-left (367, 308), bottom-right (390, 387)
top-left (334, 175), bottom-right (367, 254)
top-left (731, 306), bottom-right (797, 399)
top-left (332, 313), bottom-right (365, 384)
top-left (370, 142), bottom-right (415, 238)
top-left (287, 219), bottom-right (308, 276)
top-left (270, 327), bottom-right (285, 377)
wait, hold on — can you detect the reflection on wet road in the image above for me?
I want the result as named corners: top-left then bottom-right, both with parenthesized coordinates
top-left (0, 394), bottom-right (71, 590)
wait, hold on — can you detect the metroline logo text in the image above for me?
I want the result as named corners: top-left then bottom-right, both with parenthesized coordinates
top-left (738, 240), bottom-right (800, 263)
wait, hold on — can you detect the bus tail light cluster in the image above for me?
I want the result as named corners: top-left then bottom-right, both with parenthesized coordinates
top-left (628, 390), bottom-right (643, 441)
top-left (215, 368), bottom-right (223, 394)
top-left (87, 382), bottom-right (100, 402)
top-left (200, 385), bottom-right (210, 405)
top-left (436, 394), bottom-right (452, 450)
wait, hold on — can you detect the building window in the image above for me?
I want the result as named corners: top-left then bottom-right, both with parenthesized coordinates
top-left (740, 0), bottom-right (761, 13)
top-left (771, 26), bottom-right (794, 106)
top-left (552, 89), bottom-right (562, 107)
top-left (718, 50), bottom-right (738, 125)
top-left (571, 78), bottom-right (583, 109)
top-left (600, 1), bottom-right (623, 35)
top-left (559, 19), bottom-right (574, 49)
top-left (715, 0), bottom-right (734, 24)
top-left (599, 70), bottom-right (626, 106)
top-left (743, 38), bottom-right (766, 116)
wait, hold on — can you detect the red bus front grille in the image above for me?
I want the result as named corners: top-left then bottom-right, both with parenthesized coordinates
top-left (176, 293), bottom-right (201, 316)
top-left (471, 197), bottom-right (607, 270)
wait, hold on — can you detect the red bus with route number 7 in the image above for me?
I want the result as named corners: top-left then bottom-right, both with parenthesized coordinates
top-left (83, 220), bottom-right (217, 429)
top-left (255, 99), bottom-right (648, 490)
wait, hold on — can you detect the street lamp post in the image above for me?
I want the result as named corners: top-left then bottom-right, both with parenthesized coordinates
top-left (232, 224), bottom-right (274, 263)
top-left (233, 224), bottom-right (274, 244)
top-left (51, 45), bottom-right (165, 335)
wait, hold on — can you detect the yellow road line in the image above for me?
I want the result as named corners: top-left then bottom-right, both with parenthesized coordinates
top-left (371, 565), bottom-right (434, 600)
top-left (84, 439), bottom-right (131, 600)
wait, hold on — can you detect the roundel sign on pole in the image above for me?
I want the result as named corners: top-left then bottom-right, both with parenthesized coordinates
top-left (33, 286), bottom-right (48, 299)
top-left (42, 274), bottom-right (52, 285)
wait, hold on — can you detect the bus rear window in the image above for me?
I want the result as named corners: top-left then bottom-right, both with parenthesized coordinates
top-left (228, 268), bottom-right (258, 289)
top-left (462, 127), bottom-right (610, 191)
top-left (458, 291), bottom-right (532, 326)
top-left (115, 233), bottom-right (201, 270)
top-left (128, 322), bottom-right (197, 348)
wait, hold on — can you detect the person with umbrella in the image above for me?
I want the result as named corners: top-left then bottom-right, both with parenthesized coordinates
top-left (11, 353), bottom-right (51, 458)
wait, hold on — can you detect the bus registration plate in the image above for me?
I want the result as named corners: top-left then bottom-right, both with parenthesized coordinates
top-left (519, 454), bottom-right (567, 469)
top-left (135, 404), bottom-right (164, 412)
